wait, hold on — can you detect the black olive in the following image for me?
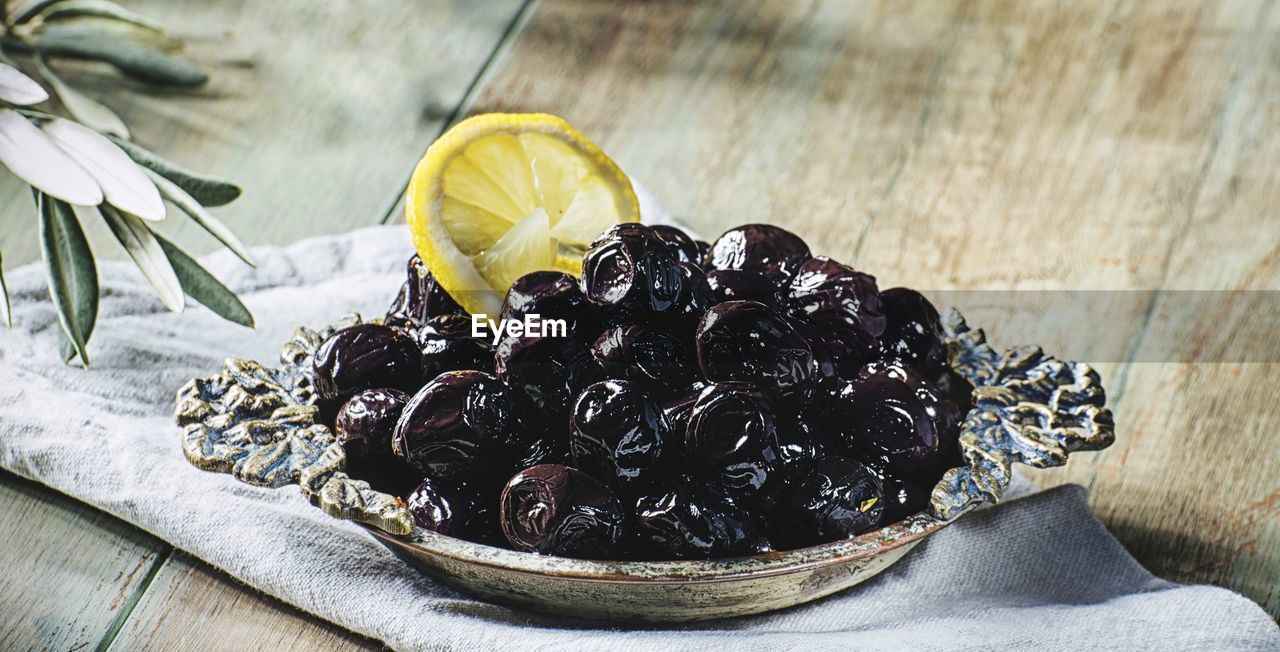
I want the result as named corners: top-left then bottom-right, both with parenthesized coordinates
top-left (705, 269), bottom-right (781, 310)
top-left (392, 371), bottom-right (527, 482)
top-left (495, 334), bottom-right (603, 421)
top-left (773, 406), bottom-right (836, 466)
top-left (569, 380), bottom-right (679, 497)
top-left (685, 382), bottom-right (780, 499)
top-left (385, 254), bottom-right (463, 330)
top-left (580, 223), bottom-right (684, 317)
top-left (633, 479), bottom-right (771, 559)
top-left (334, 388), bottom-right (423, 495)
top-left (312, 324), bottom-right (422, 404)
top-left (858, 457), bottom-right (934, 526)
top-left (417, 315), bottom-right (493, 381)
top-left (406, 477), bottom-right (500, 544)
top-left (591, 324), bottom-right (696, 390)
top-left (695, 300), bottom-right (813, 393)
top-left (878, 287), bottom-right (945, 374)
top-left (513, 435), bottom-right (572, 470)
top-left (649, 224), bottom-right (702, 265)
top-left (500, 464), bottom-right (626, 559)
top-left (761, 457), bottom-right (885, 549)
top-left (705, 224), bottom-right (811, 282)
top-left (817, 360), bottom-right (957, 476)
top-left (499, 271), bottom-right (587, 333)
top-left (660, 380), bottom-right (709, 441)
top-left (783, 254), bottom-right (885, 376)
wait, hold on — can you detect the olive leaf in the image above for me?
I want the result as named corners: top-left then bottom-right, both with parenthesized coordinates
top-left (38, 192), bottom-right (99, 366)
top-left (0, 61), bottom-right (49, 105)
top-left (0, 108), bottom-right (102, 204)
top-left (43, 117), bottom-right (163, 220)
top-left (0, 247), bottom-right (11, 328)
top-left (111, 137), bottom-right (242, 207)
top-left (34, 21), bottom-right (207, 87)
top-left (11, 0), bottom-right (62, 25)
top-left (144, 168), bottom-right (254, 266)
top-left (34, 55), bottom-right (129, 138)
top-left (35, 0), bottom-right (164, 32)
top-left (155, 235), bottom-right (254, 328)
top-left (97, 204), bottom-right (184, 312)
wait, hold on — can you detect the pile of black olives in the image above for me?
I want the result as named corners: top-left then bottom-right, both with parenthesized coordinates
top-left (313, 223), bottom-right (971, 560)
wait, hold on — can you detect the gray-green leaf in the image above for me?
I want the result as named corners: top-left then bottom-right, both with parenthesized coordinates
top-left (155, 235), bottom-right (253, 328)
top-left (43, 118), bottom-right (163, 220)
top-left (110, 138), bottom-right (241, 207)
top-left (35, 22), bottom-right (207, 87)
top-left (38, 0), bottom-right (165, 32)
top-left (38, 192), bottom-right (99, 366)
top-left (35, 56), bottom-right (129, 139)
top-left (144, 169), bottom-right (254, 266)
top-left (97, 204), bottom-right (184, 311)
top-left (0, 62), bottom-right (50, 105)
top-left (0, 109), bottom-right (102, 205)
top-left (0, 247), bottom-right (11, 328)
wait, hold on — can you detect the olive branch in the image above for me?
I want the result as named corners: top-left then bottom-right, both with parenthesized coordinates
top-left (0, 0), bottom-right (254, 367)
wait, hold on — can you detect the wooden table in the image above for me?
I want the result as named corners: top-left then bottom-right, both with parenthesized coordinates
top-left (1, 1), bottom-right (1277, 648)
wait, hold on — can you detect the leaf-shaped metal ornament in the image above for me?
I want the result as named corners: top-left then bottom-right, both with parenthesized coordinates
top-left (34, 56), bottom-right (129, 139)
top-left (112, 138), bottom-right (242, 207)
top-left (155, 234), bottom-right (254, 328)
top-left (0, 109), bottom-right (102, 205)
top-left (145, 169), bottom-right (254, 266)
top-left (0, 62), bottom-right (50, 105)
top-left (97, 204), bottom-right (184, 312)
top-left (35, 21), bottom-right (207, 87)
top-left (38, 192), bottom-right (99, 366)
top-left (43, 118), bottom-right (163, 220)
top-left (35, 0), bottom-right (164, 31)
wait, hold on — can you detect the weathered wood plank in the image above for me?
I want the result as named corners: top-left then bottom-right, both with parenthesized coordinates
top-left (107, 552), bottom-right (380, 651)
top-left (0, 471), bottom-right (167, 652)
top-left (465, 0), bottom-right (1280, 618)
top-left (0, 0), bottom-right (528, 267)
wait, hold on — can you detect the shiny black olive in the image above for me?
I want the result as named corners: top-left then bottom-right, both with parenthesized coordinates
top-left (392, 371), bottom-right (527, 482)
top-left (671, 262), bottom-right (715, 329)
top-left (334, 388), bottom-right (422, 495)
top-left (385, 254), bottom-right (463, 330)
top-left (695, 300), bottom-right (813, 393)
top-left (818, 361), bottom-right (957, 476)
top-left (878, 287), bottom-right (945, 374)
top-left (580, 223), bottom-right (684, 317)
top-left (634, 479), bottom-right (772, 559)
top-left (500, 464), bottom-right (626, 558)
top-left (705, 224), bottom-right (811, 282)
top-left (514, 435), bottom-right (572, 470)
top-left (312, 324), bottom-right (422, 404)
top-left (499, 271), bottom-right (587, 333)
top-left (649, 224), bottom-right (702, 265)
top-left (660, 380), bottom-right (708, 441)
top-left (774, 407), bottom-right (836, 466)
top-left (761, 457), bottom-right (885, 549)
top-left (417, 315), bottom-right (493, 381)
top-left (406, 477), bottom-right (500, 544)
top-left (932, 367), bottom-right (974, 418)
top-left (705, 269), bottom-right (781, 310)
top-left (787, 256), bottom-right (884, 334)
top-left (685, 382), bottom-right (780, 499)
top-left (694, 239), bottom-right (711, 263)
top-left (791, 316), bottom-right (879, 383)
top-left (591, 324), bottom-right (696, 389)
top-left (569, 380), bottom-right (679, 496)
top-left (495, 334), bottom-right (604, 420)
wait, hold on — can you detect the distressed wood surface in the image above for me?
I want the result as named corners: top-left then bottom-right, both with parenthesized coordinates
top-left (1, 0), bottom-right (1277, 649)
top-left (0, 471), bottom-right (167, 652)
top-left (108, 552), bottom-right (380, 651)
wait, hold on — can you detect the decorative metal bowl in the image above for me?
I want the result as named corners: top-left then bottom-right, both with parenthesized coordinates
top-left (175, 308), bottom-right (1113, 622)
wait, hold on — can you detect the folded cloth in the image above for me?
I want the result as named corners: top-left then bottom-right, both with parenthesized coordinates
top-left (0, 223), bottom-right (1276, 652)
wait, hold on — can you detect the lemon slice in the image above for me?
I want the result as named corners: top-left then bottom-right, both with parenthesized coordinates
top-left (405, 113), bottom-right (639, 316)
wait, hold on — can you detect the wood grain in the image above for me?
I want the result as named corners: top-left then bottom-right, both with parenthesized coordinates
top-left (0, 471), bottom-right (166, 652)
top-left (464, 0), bottom-right (1280, 618)
top-left (108, 552), bottom-right (380, 651)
